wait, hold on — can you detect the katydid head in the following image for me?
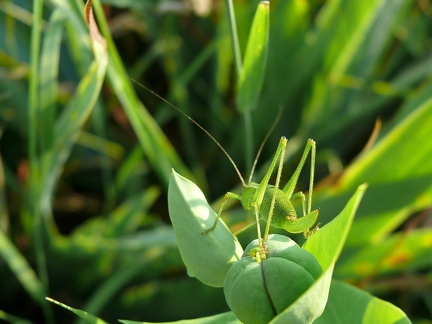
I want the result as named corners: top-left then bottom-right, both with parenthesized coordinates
top-left (240, 183), bottom-right (259, 211)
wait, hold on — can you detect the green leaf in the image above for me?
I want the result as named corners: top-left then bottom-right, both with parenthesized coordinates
top-left (236, 1), bottom-right (269, 112)
top-left (314, 280), bottom-right (411, 324)
top-left (168, 170), bottom-right (243, 287)
top-left (46, 297), bottom-right (108, 324)
top-left (270, 184), bottom-right (368, 323)
top-left (120, 311), bottom-right (240, 324)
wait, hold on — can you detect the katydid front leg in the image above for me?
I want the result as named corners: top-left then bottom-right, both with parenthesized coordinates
top-left (201, 191), bottom-right (263, 243)
top-left (201, 192), bottom-right (243, 235)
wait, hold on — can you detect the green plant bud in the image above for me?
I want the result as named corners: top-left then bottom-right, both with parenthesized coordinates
top-left (224, 234), bottom-right (322, 324)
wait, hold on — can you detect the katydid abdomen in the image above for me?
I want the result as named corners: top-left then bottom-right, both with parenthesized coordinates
top-left (241, 183), bottom-right (319, 235)
top-left (261, 186), bottom-right (296, 227)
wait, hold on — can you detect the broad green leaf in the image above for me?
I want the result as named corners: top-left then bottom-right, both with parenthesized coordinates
top-left (168, 170), bottom-right (243, 287)
top-left (271, 184), bottom-right (367, 323)
top-left (120, 311), bottom-right (240, 324)
top-left (46, 297), bottom-right (108, 324)
top-left (303, 184), bottom-right (368, 269)
top-left (236, 1), bottom-right (269, 112)
top-left (314, 280), bottom-right (411, 324)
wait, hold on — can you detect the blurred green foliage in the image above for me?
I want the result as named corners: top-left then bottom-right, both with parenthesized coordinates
top-left (0, 0), bottom-right (431, 323)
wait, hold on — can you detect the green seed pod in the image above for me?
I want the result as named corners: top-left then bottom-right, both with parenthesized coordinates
top-left (224, 234), bottom-right (322, 324)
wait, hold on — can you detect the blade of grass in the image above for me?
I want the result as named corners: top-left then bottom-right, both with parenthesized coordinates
top-left (0, 229), bottom-right (46, 306)
top-left (47, 297), bottom-right (108, 324)
top-left (39, 8), bottom-right (64, 155)
top-left (0, 309), bottom-right (33, 324)
top-left (319, 0), bottom-right (388, 83)
top-left (0, 151), bottom-right (8, 233)
top-left (41, 24), bottom-right (108, 215)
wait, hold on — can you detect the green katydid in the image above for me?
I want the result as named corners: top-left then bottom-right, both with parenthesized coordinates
top-left (122, 74), bottom-right (320, 248)
top-left (202, 136), bottom-right (320, 257)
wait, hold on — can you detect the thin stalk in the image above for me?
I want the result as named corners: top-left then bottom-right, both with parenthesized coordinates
top-left (243, 110), bottom-right (254, 178)
top-left (28, 0), bottom-right (53, 322)
top-left (224, 0), bottom-right (254, 176)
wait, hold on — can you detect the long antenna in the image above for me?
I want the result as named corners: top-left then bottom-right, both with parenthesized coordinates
top-left (248, 106), bottom-right (283, 184)
top-left (122, 70), bottom-right (247, 187)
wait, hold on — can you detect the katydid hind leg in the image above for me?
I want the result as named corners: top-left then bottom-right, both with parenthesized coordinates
top-left (281, 139), bottom-right (319, 237)
top-left (282, 139), bottom-right (316, 215)
top-left (290, 191), bottom-right (306, 217)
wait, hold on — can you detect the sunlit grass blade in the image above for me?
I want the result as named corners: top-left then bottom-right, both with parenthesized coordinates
top-left (46, 297), bottom-right (108, 324)
top-left (336, 228), bottom-right (432, 279)
top-left (317, 0), bottom-right (392, 83)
